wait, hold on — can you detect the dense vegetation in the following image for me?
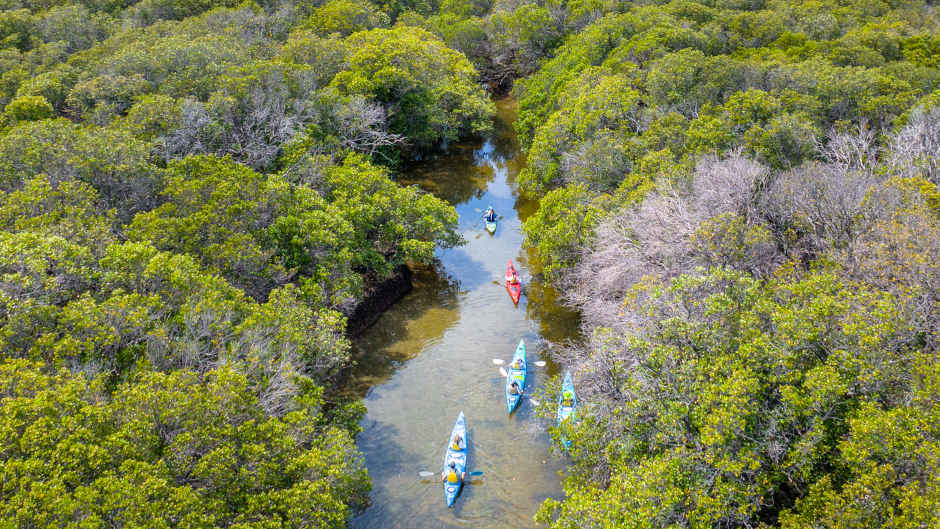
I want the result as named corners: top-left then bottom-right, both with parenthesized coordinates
top-left (2, 0), bottom-right (937, 526)
top-left (0, 0), bottom-right (491, 525)
top-left (487, 0), bottom-right (938, 527)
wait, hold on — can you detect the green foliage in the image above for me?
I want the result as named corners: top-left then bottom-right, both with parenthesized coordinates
top-left (518, 68), bottom-right (641, 197)
top-left (330, 26), bottom-right (492, 149)
top-left (305, 0), bottom-right (390, 36)
top-left (509, 0), bottom-right (938, 294)
top-left (124, 0), bottom-right (242, 25)
top-left (2, 92), bottom-right (50, 122)
top-left (0, 174), bottom-right (115, 247)
top-left (536, 134), bottom-right (940, 529)
top-left (118, 93), bottom-right (182, 140)
top-left (514, 0), bottom-right (937, 206)
top-left (0, 118), bottom-right (161, 219)
top-left (1, 0), bottom-right (934, 526)
top-left (65, 72), bottom-right (150, 124)
top-left (0, 362), bottom-right (370, 528)
top-left (539, 267), bottom-right (935, 528)
top-left (126, 154), bottom-right (290, 299)
top-left (0, 8), bottom-right (35, 51)
top-left (522, 184), bottom-right (605, 281)
top-left (0, 0), bottom-right (503, 525)
top-left (779, 354), bottom-right (939, 529)
top-left (14, 67), bottom-right (75, 111)
top-left (514, 12), bottom-right (640, 148)
top-left (744, 111), bottom-right (820, 168)
top-left (128, 153), bottom-right (461, 305)
top-left (279, 31), bottom-right (348, 77)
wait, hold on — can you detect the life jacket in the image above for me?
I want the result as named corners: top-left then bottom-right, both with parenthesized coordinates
top-left (446, 470), bottom-right (459, 483)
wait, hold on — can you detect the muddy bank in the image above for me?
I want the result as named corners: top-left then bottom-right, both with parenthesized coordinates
top-left (346, 266), bottom-right (414, 337)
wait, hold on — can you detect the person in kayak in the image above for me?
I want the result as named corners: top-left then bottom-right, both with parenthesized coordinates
top-left (442, 461), bottom-right (466, 483)
top-left (562, 390), bottom-right (574, 407)
top-left (506, 271), bottom-right (520, 284)
top-left (511, 358), bottom-right (524, 370)
top-left (451, 434), bottom-right (463, 451)
top-left (509, 380), bottom-right (524, 395)
top-left (484, 206), bottom-right (496, 222)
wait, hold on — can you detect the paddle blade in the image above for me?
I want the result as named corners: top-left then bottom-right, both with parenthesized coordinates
top-left (418, 471), bottom-right (435, 477)
top-left (528, 397), bottom-right (540, 406)
top-left (533, 361), bottom-right (547, 367)
top-left (491, 359), bottom-right (505, 365)
top-left (469, 470), bottom-right (484, 476)
top-left (498, 367), bottom-right (508, 377)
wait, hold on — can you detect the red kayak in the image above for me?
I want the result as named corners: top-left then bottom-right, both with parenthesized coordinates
top-left (506, 260), bottom-right (522, 304)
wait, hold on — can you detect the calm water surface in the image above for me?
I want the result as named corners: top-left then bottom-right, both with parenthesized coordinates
top-left (348, 97), bottom-right (580, 529)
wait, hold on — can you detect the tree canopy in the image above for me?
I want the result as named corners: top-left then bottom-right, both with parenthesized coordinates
top-left (491, 0), bottom-right (940, 527)
top-left (1, 0), bottom-right (937, 526)
top-left (0, 0), bottom-right (490, 525)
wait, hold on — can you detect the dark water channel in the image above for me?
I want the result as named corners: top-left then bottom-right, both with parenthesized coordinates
top-left (347, 97), bottom-right (580, 529)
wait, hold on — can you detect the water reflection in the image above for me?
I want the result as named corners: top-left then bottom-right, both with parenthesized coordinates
top-left (401, 142), bottom-right (495, 205)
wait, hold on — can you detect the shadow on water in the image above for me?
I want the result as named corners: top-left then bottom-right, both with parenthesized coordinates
top-left (340, 264), bottom-right (461, 399)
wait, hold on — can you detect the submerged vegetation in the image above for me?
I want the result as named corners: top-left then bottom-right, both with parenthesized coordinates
top-left (0, 0), bottom-right (937, 525)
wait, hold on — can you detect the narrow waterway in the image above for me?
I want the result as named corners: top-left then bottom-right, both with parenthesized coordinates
top-left (347, 97), bottom-right (580, 529)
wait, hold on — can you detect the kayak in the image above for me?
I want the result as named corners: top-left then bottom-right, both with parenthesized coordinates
top-left (556, 370), bottom-right (578, 449)
top-left (485, 219), bottom-right (497, 234)
top-left (505, 339), bottom-right (527, 413)
top-left (505, 260), bottom-right (521, 304)
top-left (442, 411), bottom-right (469, 507)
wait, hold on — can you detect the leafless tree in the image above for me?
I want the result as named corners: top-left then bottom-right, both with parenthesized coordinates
top-left (887, 105), bottom-right (940, 185)
top-left (567, 152), bottom-right (775, 331)
top-left (165, 98), bottom-right (212, 163)
top-left (816, 119), bottom-right (879, 174)
top-left (689, 151), bottom-right (769, 224)
top-left (838, 179), bottom-right (940, 353)
top-left (165, 68), bottom-right (322, 170)
top-left (762, 162), bottom-right (881, 262)
top-left (225, 80), bottom-right (301, 169)
top-left (332, 96), bottom-right (407, 156)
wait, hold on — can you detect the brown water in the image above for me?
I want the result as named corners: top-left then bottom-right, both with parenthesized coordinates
top-left (348, 97), bottom-right (580, 528)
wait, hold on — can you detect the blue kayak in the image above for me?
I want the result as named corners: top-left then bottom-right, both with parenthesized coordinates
top-left (505, 339), bottom-right (527, 413)
top-left (442, 411), bottom-right (468, 507)
top-left (556, 370), bottom-right (578, 449)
